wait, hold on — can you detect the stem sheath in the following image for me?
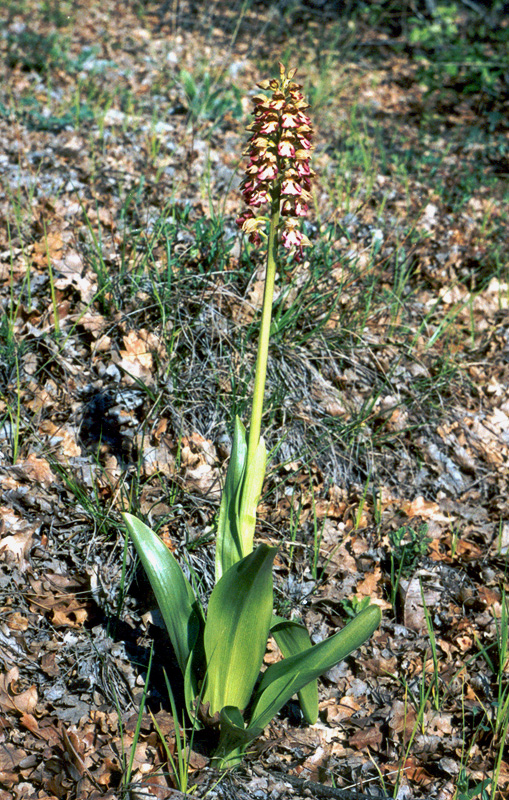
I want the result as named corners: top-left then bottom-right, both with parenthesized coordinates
top-left (247, 191), bottom-right (280, 465)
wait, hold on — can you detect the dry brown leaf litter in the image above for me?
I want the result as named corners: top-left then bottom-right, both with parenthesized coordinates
top-left (1, 0), bottom-right (509, 798)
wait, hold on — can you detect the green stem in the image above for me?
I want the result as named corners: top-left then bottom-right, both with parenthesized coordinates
top-left (246, 190), bottom-right (280, 466)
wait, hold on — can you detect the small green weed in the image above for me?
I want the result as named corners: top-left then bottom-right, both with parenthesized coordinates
top-left (390, 524), bottom-right (430, 573)
top-left (120, 647), bottom-right (153, 796)
top-left (0, 307), bottom-right (21, 385)
top-left (340, 595), bottom-right (372, 620)
top-left (4, 0), bottom-right (29, 16)
top-left (178, 68), bottom-right (243, 132)
top-left (0, 94), bottom-right (95, 132)
top-left (6, 28), bottom-right (69, 72)
top-left (388, 524), bottom-right (430, 608)
top-left (409, 3), bottom-right (459, 46)
top-left (455, 770), bottom-right (490, 800)
top-left (40, 0), bottom-right (74, 27)
top-left (0, 250), bottom-right (30, 464)
top-left (474, 591), bottom-right (509, 735)
top-left (409, 3), bottom-right (509, 102)
top-left (49, 456), bottom-right (120, 538)
top-left (152, 672), bottom-right (199, 795)
top-left (0, 369), bottom-right (22, 465)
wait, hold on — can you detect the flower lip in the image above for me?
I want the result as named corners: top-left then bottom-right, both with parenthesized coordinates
top-left (258, 119), bottom-right (280, 135)
top-left (280, 110), bottom-right (302, 129)
top-left (282, 225), bottom-right (305, 249)
top-left (258, 162), bottom-right (278, 181)
top-left (278, 139), bottom-right (296, 158)
top-left (248, 189), bottom-right (270, 206)
top-left (281, 179), bottom-right (302, 196)
top-left (294, 198), bottom-right (308, 216)
top-left (295, 161), bottom-right (311, 177)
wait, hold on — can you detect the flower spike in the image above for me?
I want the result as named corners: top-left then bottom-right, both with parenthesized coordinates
top-left (236, 65), bottom-right (314, 254)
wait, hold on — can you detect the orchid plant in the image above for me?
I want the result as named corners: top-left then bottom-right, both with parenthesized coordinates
top-left (123, 63), bottom-right (381, 769)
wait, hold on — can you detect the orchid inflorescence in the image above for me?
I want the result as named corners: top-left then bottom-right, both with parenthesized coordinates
top-left (236, 62), bottom-right (314, 258)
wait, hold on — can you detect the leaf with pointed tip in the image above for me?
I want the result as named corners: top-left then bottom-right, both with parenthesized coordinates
top-left (271, 616), bottom-right (318, 724)
top-left (215, 416), bottom-right (248, 581)
top-left (249, 605), bottom-right (381, 732)
top-left (202, 544), bottom-right (277, 715)
top-left (123, 513), bottom-right (204, 686)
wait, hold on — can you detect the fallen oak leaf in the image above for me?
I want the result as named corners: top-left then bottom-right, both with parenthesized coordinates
top-left (0, 742), bottom-right (26, 786)
top-left (355, 565), bottom-right (382, 597)
top-left (62, 727), bottom-right (86, 779)
top-left (0, 743), bottom-right (25, 769)
top-left (20, 712), bottom-right (44, 736)
top-left (16, 453), bottom-right (56, 487)
top-left (96, 756), bottom-right (123, 787)
top-left (59, 725), bottom-right (105, 791)
top-left (320, 695), bottom-right (360, 724)
top-left (129, 775), bottom-right (203, 799)
top-left (117, 329), bottom-right (163, 385)
top-left (0, 507), bottom-right (34, 569)
top-left (389, 699), bottom-right (418, 742)
top-left (401, 496), bottom-right (441, 520)
top-left (39, 420), bottom-right (81, 458)
top-left (53, 251), bottom-right (97, 304)
top-left (26, 572), bottom-right (92, 628)
top-left (6, 612), bottom-right (29, 631)
top-left (398, 756), bottom-right (434, 786)
top-left (40, 651), bottom-right (61, 677)
top-left (349, 723), bottom-right (383, 751)
top-left (0, 667), bottom-right (37, 715)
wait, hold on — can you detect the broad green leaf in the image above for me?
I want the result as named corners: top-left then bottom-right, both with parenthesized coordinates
top-left (238, 436), bottom-right (266, 557)
top-left (215, 416), bottom-right (248, 581)
top-left (202, 544), bottom-right (277, 715)
top-left (249, 604), bottom-right (381, 732)
top-left (123, 513), bottom-right (204, 680)
top-left (271, 616), bottom-right (319, 724)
